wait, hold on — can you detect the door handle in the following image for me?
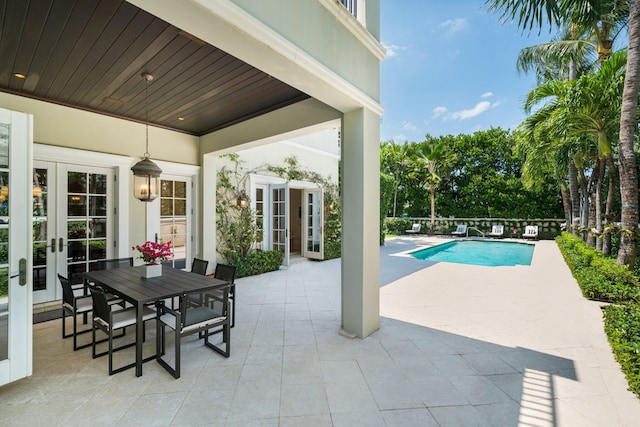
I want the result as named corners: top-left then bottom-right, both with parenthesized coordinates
top-left (10, 258), bottom-right (27, 286)
top-left (59, 237), bottom-right (65, 253)
top-left (50, 238), bottom-right (56, 253)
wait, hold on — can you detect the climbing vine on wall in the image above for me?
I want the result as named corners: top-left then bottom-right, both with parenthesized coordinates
top-left (216, 154), bottom-right (341, 262)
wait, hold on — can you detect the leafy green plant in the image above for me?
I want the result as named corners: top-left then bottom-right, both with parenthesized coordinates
top-left (228, 249), bottom-right (283, 278)
top-left (604, 304), bottom-right (640, 397)
top-left (380, 173), bottom-right (395, 245)
top-left (556, 232), bottom-right (640, 302)
top-left (216, 154), bottom-right (258, 260)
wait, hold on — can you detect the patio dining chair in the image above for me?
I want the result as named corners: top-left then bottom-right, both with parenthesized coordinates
top-left (186, 258), bottom-right (210, 308)
top-left (89, 285), bottom-right (157, 375)
top-left (212, 264), bottom-right (237, 327)
top-left (156, 287), bottom-right (231, 379)
top-left (191, 258), bottom-right (209, 275)
top-left (59, 273), bottom-right (94, 351)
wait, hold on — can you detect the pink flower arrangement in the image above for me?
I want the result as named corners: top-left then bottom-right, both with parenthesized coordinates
top-left (132, 241), bottom-right (173, 265)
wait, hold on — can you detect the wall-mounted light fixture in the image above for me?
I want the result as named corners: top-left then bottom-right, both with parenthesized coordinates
top-left (131, 72), bottom-right (162, 202)
top-left (237, 191), bottom-right (249, 208)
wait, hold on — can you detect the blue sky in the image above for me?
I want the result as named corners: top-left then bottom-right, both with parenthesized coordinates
top-left (380, 0), bottom-right (556, 143)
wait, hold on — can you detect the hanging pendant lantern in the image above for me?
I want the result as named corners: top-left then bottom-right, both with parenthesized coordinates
top-left (132, 72), bottom-right (162, 202)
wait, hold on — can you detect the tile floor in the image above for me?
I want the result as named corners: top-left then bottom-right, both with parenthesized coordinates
top-left (1, 236), bottom-right (640, 426)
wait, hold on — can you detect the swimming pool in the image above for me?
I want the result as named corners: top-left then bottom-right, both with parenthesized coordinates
top-left (409, 240), bottom-right (534, 267)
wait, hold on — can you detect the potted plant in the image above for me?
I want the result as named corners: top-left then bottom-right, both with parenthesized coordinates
top-left (132, 241), bottom-right (173, 278)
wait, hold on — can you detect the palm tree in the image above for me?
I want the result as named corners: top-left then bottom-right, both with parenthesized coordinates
top-left (380, 141), bottom-right (412, 217)
top-left (516, 24), bottom-right (593, 232)
top-left (416, 141), bottom-right (446, 234)
top-left (487, 0), bottom-right (639, 266)
top-left (617, 0), bottom-right (640, 266)
top-left (523, 51), bottom-right (626, 247)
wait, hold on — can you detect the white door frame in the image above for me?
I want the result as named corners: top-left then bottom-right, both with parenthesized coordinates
top-left (270, 183), bottom-right (290, 266)
top-left (302, 187), bottom-right (324, 260)
top-left (0, 108), bottom-right (33, 386)
top-left (145, 161), bottom-right (199, 270)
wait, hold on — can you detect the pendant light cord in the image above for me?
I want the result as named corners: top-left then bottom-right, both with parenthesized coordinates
top-left (144, 75), bottom-right (150, 159)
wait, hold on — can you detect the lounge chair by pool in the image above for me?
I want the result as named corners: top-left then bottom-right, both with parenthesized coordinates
top-left (487, 225), bottom-right (504, 238)
top-left (522, 225), bottom-right (538, 240)
top-left (406, 223), bottom-right (422, 234)
top-left (451, 224), bottom-right (468, 237)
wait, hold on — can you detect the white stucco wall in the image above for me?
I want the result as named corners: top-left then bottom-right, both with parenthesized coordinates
top-left (0, 92), bottom-right (200, 261)
top-left (232, 128), bottom-right (340, 184)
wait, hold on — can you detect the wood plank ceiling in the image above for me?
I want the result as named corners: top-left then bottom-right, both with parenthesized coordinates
top-left (0, 0), bottom-right (309, 136)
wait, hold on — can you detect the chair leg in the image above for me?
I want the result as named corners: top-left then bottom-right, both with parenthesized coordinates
top-left (92, 322), bottom-right (97, 359)
top-left (174, 328), bottom-right (181, 379)
top-left (108, 328), bottom-right (114, 375)
top-left (62, 309), bottom-right (67, 338)
top-left (231, 295), bottom-right (235, 328)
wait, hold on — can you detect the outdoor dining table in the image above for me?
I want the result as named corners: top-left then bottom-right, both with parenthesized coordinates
top-left (84, 265), bottom-right (229, 377)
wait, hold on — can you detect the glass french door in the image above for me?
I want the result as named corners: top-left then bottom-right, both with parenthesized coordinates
top-left (32, 163), bottom-right (53, 304)
top-left (270, 184), bottom-right (289, 266)
top-left (303, 188), bottom-right (324, 260)
top-left (59, 165), bottom-right (114, 286)
top-left (0, 108), bottom-right (33, 386)
top-left (32, 163), bottom-right (114, 303)
top-left (159, 178), bottom-right (190, 269)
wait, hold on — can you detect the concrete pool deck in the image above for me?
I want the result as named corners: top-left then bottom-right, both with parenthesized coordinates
top-left (1, 235), bottom-right (639, 426)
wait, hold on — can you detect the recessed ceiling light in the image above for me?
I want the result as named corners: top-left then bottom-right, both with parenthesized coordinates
top-left (14, 73), bottom-right (26, 79)
top-left (104, 96), bottom-right (126, 105)
top-left (178, 117), bottom-right (185, 121)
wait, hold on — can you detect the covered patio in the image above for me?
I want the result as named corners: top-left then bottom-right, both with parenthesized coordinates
top-left (1, 0), bottom-right (383, 386)
top-left (2, 237), bottom-right (639, 426)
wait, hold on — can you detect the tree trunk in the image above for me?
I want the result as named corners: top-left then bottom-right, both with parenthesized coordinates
top-left (594, 159), bottom-right (605, 251)
top-left (430, 182), bottom-right (436, 233)
top-left (578, 167), bottom-right (590, 241)
top-left (569, 160), bottom-right (580, 234)
top-left (560, 184), bottom-right (571, 230)
top-left (617, 0), bottom-right (640, 267)
top-left (603, 155), bottom-right (618, 255)
top-left (392, 183), bottom-right (398, 217)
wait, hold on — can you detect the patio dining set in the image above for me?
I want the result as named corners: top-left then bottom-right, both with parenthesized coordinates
top-left (59, 258), bottom-right (236, 379)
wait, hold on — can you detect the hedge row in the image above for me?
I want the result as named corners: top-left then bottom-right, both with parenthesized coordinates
top-left (555, 232), bottom-right (640, 302)
top-left (228, 250), bottom-right (283, 278)
top-left (604, 304), bottom-right (640, 397)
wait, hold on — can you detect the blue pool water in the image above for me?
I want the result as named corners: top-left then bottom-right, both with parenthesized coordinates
top-left (410, 240), bottom-right (534, 267)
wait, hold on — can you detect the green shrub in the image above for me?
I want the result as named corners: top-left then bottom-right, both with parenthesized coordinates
top-left (385, 218), bottom-right (413, 235)
top-left (604, 304), bottom-right (640, 397)
top-left (556, 232), bottom-right (640, 302)
top-left (229, 250), bottom-right (283, 278)
top-left (380, 173), bottom-right (395, 245)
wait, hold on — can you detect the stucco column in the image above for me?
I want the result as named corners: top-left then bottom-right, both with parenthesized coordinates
top-left (201, 154), bottom-right (217, 275)
top-left (341, 108), bottom-right (380, 338)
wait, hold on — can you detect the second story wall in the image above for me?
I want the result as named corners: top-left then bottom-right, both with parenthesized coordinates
top-left (231, 0), bottom-right (383, 103)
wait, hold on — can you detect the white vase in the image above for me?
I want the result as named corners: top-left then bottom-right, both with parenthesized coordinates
top-left (144, 264), bottom-right (162, 278)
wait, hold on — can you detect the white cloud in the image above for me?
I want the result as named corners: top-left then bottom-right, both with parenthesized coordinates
top-left (432, 106), bottom-right (447, 117)
top-left (393, 133), bottom-right (407, 144)
top-left (481, 92), bottom-right (494, 98)
top-left (450, 101), bottom-right (491, 120)
top-left (402, 121), bottom-right (416, 131)
top-left (439, 18), bottom-right (467, 36)
top-left (382, 42), bottom-right (403, 58)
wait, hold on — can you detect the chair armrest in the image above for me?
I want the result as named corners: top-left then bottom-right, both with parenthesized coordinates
top-left (203, 286), bottom-right (230, 305)
top-left (158, 303), bottom-right (180, 318)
